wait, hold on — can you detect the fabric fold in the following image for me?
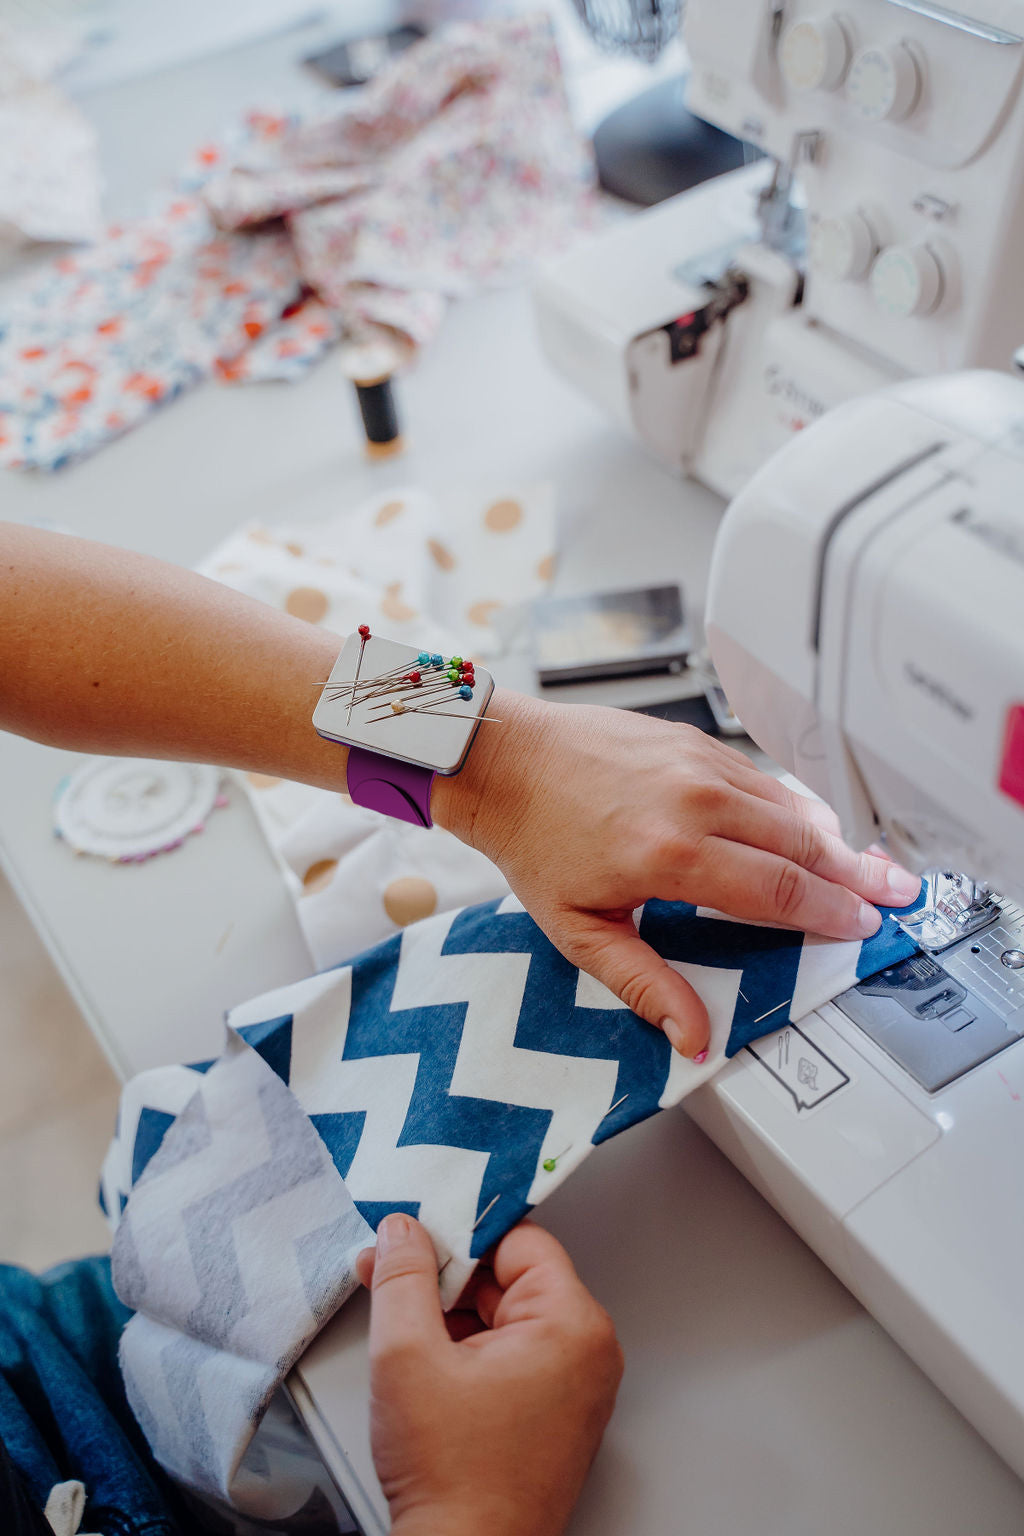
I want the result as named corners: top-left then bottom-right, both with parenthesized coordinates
top-left (110, 1029), bottom-right (372, 1512)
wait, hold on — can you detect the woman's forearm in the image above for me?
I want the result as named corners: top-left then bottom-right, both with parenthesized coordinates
top-left (0, 523), bottom-right (360, 790)
top-left (0, 521), bottom-right (531, 857)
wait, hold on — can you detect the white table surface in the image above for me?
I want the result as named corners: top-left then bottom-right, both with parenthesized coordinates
top-left (2, 11), bottom-right (1024, 1533)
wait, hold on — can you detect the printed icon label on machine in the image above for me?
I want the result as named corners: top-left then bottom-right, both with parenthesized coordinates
top-left (745, 1023), bottom-right (852, 1114)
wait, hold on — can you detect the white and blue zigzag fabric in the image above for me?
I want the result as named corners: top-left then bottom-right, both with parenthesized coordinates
top-left (101, 890), bottom-right (921, 1517)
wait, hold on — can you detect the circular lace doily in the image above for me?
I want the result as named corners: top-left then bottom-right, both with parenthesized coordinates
top-left (54, 758), bottom-right (223, 862)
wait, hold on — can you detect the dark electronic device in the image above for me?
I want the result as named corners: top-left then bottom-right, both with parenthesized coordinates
top-left (569, 0), bottom-right (747, 205)
top-left (532, 583), bottom-right (690, 686)
top-left (630, 693), bottom-right (720, 734)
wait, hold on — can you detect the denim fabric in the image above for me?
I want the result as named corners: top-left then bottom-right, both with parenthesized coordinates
top-left (0, 1255), bottom-right (191, 1535)
top-left (0, 1432), bottom-right (52, 1535)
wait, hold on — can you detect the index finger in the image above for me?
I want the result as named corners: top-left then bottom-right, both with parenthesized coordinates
top-left (717, 793), bottom-right (921, 909)
top-left (695, 838), bottom-right (883, 940)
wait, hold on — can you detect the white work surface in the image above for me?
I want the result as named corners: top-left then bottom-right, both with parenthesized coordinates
top-left (2, 13), bottom-right (1024, 1535)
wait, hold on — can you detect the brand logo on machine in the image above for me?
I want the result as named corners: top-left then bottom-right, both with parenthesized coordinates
top-left (953, 506), bottom-right (1024, 568)
top-left (763, 364), bottom-right (827, 429)
top-left (903, 661), bottom-right (974, 722)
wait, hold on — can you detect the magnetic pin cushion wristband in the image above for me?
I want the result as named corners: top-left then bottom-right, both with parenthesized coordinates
top-left (312, 627), bottom-right (495, 828)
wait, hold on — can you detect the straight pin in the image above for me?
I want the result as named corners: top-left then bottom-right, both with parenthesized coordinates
top-left (346, 675), bottom-right (409, 700)
top-left (367, 689), bottom-right (466, 718)
top-left (471, 1193), bottom-right (501, 1232)
top-left (353, 675), bottom-right (423, 705)
top-left (343, 662), bottom-right (415, 697)
top-left (603, 1093), bottom-right (629, 1119)
top-left (368, 704), bottom-right (499, 724)
top-left (542, 1144), bottom-right (572, 1173)
top-left (387, 687), bottom-right (455, 706)
top-left (329, 667), bottom-right (426, 708)
top-left (408, 685), bottom-right (474, 708)
top-left (753, 997), bottom-right (791, 1024)
top-left (346, 624), bottom-right (371, 724)
top-left (366, 683), bottom-right (454, 709)
top-left (415, 710), bottom-right (502, 724)
top-left (320, 661), bottom-right (409, 690)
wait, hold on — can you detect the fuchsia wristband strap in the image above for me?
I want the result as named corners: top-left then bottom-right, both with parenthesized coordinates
top-left (346, 746), bottom-right (436, 829)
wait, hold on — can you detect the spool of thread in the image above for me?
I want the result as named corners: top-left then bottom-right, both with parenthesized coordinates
top-left (342, 342), bottom-right (404, 459)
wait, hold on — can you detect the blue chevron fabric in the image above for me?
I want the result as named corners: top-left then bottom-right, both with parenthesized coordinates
top-left (105, 891), bottom-right (923, 1279)
top-left (101, 889), bottom-right (921, 1518)
top-left (234, 891), bottom-right (920, 1262)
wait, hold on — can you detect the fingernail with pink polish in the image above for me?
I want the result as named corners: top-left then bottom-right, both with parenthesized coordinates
top-left (693, 1049), bottom-right (709, 1065)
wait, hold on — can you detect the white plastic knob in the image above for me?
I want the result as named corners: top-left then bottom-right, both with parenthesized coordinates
top-left (846, 44), bottom-right (921, 121)
top-left (809, 211), bottom-right (878, 281)
top-left (779, 15), bottom-right (851, 92)
top-left (869, 242), bottom-right (944, 317)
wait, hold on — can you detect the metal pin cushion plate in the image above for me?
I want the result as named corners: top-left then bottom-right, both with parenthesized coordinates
top-left (312, 633), bottom-right (495, 775)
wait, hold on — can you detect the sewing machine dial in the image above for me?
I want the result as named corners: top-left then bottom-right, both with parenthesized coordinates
top-left (810, 210), bottom-right (879, 281)
top-left (846, 44), bottom-right (921, 121)
top-left (779, 14), bottom-right (851, 92)
top-left (870, 241), bottom-right (944, 317)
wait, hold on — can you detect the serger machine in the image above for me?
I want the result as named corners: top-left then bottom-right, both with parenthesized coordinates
top-left (535, 0), bottom-right (1024, 497)
top-left (691, 369), bottom-right (1024, 1481)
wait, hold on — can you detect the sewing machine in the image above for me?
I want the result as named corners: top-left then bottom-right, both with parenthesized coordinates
top-left (691, 367), bottom-right (1024, 1481)
top-left (534, 17), bottom-right (1024, 1466)
top-left (534, 0), bottom-right (1024, 499)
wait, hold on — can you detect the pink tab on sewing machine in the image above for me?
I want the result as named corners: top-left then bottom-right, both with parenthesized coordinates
top-left (999, 704), bottom-right (1024, 808)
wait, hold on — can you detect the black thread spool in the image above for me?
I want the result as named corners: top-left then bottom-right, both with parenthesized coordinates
top-left (343, 343), bottom-right (404, 460)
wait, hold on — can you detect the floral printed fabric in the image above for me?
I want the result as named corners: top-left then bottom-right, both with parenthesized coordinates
top-left (0, 14), bottom-right (595, 472)
top-left (202, 13), bottom-right (597, 302)
top-left (0, 23), bottom-right (102, 251)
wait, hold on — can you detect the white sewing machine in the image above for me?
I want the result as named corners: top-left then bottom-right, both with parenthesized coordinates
top-left (535, 0), bottom-right (1024, 498)
top-left (690, 367), bottom-right (1024, 1480)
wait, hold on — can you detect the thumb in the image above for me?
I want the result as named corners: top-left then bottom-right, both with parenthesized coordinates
top-left (563, 913), bottom-right (710, 1059)
top-left (366, 1214), bottom-right (450, 1359)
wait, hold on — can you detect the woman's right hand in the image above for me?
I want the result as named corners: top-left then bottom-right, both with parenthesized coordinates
top-left (356, 1213), bottom-right (624, 1536)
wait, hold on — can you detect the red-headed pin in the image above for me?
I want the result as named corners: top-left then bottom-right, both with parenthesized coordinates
top-left (347, 624), bottom-right (372, 724)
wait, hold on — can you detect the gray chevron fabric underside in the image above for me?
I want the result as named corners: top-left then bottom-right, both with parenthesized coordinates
top-left (111, 1028), bottom-right (372, 1520)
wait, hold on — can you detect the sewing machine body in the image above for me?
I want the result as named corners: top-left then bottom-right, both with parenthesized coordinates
top-left (533, 0), bottom-right (1024, 1467)
top-left (534, 0), bottom-right (1024, 498)
top-left (706, 370), bottom-right (1024, 891)
top-left (687, 941), bottom-right (1024, 1483)
top-left (694, 368), bottom-right (1024, 1478)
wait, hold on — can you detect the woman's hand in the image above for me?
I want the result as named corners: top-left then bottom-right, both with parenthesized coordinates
top-left (356, 1214), bottom-right (623, 1536)
top-left (435, 690), bottom-right (921, 1058)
